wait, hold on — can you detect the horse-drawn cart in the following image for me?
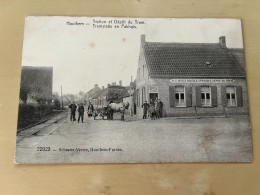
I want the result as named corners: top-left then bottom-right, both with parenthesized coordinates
top-left (93, 106), bottom-right (109, 120)
top-left (87, 110), bottom-right (94, 117)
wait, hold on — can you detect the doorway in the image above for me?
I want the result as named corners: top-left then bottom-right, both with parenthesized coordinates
top-left (149, 93), bottom-right (158, 106)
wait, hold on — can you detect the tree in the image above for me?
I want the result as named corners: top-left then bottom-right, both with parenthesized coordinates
top-left (19, 85), bottom-right (29, 103)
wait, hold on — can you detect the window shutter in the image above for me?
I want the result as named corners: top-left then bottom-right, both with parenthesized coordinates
top-left (221, 86), bottom-right (227, 106)
top-left (211, 86), bottom-right (218, 107)
top-left (169, 86), bottom-right (175, 107)
top-left (195, 86), bottom-right (201, 107)
top-left (236, 86), bottom-right (243, 107)
top-left (185, 86), bottom-right (192, 107)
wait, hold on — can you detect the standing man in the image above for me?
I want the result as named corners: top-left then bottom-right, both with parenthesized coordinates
top-left (158, 99), bottom-right (163, 118)
top-left (141, 100), bottom-right (150, 119)
top-left (87, 101), bottom-right (94, 117)
top-left (78, 103), bottom-right (85, 123)
top-left (154, 98), bottom-right (159, 118)
top-left (107, 101), bottom-right (114, 120)
top-left (69, 101), bottom-right (77, 121)
top-left (107, 105), bottom-right (113, 120)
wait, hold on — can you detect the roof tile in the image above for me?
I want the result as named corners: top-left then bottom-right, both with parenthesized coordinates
top-left (143, 42), bottom-right (245, 78)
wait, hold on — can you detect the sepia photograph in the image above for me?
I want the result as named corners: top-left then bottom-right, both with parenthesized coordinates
top-left (15, 16), bottom-right (252, 163)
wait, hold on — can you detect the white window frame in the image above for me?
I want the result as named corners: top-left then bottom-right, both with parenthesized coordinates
top-left (175, 86), bottom-right (186, 107)
top-left (226, 86), bottom-right (237, 107)
top-left (201, 86), bottom-right (212, 107)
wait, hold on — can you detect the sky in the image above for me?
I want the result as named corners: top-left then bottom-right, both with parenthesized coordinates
top-left (22, 16), bottom-right (243, 95)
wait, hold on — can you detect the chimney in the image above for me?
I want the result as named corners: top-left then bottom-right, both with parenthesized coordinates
top-left (130, 82), bottom-right (133, 89)
top-left (140, 34), bottom-right (145, 48)
top-left (107, 84), bottom-right (111, 88)
top-left (112, 82), bottom-right (116, 86)
top-left (219, 36), bottom-right (226, 48)
top-left (94, 84), bottom-right (98, 88)
top-left (119, 80), bottom-right (122, 86)
top-left (102, 86), bottom-right (104, 90)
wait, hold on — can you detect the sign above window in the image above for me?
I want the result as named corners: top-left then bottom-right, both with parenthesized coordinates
top-left (170, 79), bottom-right (234, 83)
top-left (149, 86), bottom-right (158, 93)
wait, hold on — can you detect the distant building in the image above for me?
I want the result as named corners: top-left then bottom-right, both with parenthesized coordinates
top-left (90, 86), bottom-right (107, 108)
top-left (135, 35), bottom-right (248, 117)
top-left (89, 81), bottom-right (129, 108)
top-left (85, 84), bottom-right (101, 106)
top-left (19, 66), bottom-right (53, 104)
top-left (107, 84), bottom-right (128, 103)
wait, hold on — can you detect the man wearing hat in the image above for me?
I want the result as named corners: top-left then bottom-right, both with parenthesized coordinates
top-left (68, 101), bottom-right (77, 121)
top-left (78, 103), bottom-right (85, 123)
top-left (141, 100), bottom-right (150, 119)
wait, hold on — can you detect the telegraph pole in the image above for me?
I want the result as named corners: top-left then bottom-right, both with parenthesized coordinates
top-left (61, 85), bottom-right (64, 109)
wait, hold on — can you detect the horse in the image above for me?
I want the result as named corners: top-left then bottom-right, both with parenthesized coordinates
top-left (107, 102), bottom-right (129, 121)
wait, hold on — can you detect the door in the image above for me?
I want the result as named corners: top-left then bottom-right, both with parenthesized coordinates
top-left (149, 93), bottom-right (158, 106)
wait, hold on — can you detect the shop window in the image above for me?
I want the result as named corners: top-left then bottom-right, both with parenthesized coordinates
top-left (201, 86), bottom-right (211, 106)
top-left (175, 86), bottom-right (185, 107)
top-left (226, 86), bottom-right (236, 106)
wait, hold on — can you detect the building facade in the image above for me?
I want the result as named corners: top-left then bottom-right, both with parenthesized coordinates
top-left (135, 35), bottom-right (249, 117)
top-left (87, 81), bottom-right (129, 109)
top-left (85, 84), bottom-right (102, 107)
top-left (19, 66), bottom-right (53, 104)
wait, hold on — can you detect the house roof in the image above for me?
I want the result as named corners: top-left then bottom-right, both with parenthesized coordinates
top-left (100, 88), bottom-right (108, 97)
top-left (86, 86), bottom-right (101, 98)
top-left (91, 89), bottom-right (104, 99)
top-left (91, 88), bottom-right (108, 99)
top-left (228, 48), bottom-right (245, 69)
top-left (143, 42), bottom-right (246, 78)
top-left (90, 86), bottom-right (130, 100)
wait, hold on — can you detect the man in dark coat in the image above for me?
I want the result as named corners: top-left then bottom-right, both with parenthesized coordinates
top-left (158, 99), bottom-right (163, 118)
top-left (107, 105), bottom-right (113, 120)
top-left (78, 103), bottom-right (85, 123)
top-left (141, 101), bottom-right (150, 119)
top-left (69, 101), bottom-right (77, 121)
top-left (107, 101), bottom-right (114, 120)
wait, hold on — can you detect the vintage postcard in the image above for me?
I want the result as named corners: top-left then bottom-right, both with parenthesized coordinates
top-left (15, 16), bottom-right (252, 163)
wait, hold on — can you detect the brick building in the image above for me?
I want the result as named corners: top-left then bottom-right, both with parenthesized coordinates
top-left (19, 66), bottom-right (53, 104)
top-left (135, 35), bottom-right (249, 117)
top-left (87, 81), bottom-right (129, 109)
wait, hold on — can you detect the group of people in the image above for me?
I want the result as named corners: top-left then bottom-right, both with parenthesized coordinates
top-left (68, 98), bottom-right (163, 122)
top-left (68, 101), bottom-right (94, 123)
top-left (141, 98), bottom-right (163, 120)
